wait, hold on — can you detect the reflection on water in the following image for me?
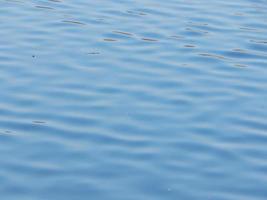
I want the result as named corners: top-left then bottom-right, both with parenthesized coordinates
top-left (0, 0), bottom-right (267, 199)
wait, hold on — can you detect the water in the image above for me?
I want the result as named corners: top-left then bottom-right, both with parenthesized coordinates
top-left (1, 0), bottom-right (267, 199)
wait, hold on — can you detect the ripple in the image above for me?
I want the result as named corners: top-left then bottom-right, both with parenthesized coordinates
top-left (62, 20), bottom-right (86, 26)
top-left (35, 5), bottom-right (54, 10)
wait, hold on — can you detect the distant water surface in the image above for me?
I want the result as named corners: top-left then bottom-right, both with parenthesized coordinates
top-left (0, 0), bottom-right (267, 199)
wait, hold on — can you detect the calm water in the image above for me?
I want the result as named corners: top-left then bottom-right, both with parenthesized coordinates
top-left (1, 0), bottom-right (267, 199)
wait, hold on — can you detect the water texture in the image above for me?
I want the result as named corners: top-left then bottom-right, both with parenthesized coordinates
top-left (0, 0), bottom-right (267, 199)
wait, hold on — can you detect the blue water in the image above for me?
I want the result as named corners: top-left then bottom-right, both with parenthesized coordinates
top-left (1, 0), bottom-right (267, 199)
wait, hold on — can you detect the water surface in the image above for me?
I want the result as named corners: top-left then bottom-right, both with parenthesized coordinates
top-left (0, 0), bottom-right (267, 199)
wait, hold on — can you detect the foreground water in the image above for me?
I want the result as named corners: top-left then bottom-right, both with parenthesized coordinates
top-left (1, 0), bottom-right (267, 199)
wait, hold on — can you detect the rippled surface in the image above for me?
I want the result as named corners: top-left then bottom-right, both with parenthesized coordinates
top-left (1, 0), bottom-right (267, 199)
